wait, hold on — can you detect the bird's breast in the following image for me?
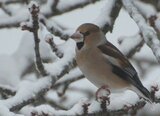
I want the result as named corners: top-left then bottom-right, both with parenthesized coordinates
top-left (75, 47), bottom-right (129, 91)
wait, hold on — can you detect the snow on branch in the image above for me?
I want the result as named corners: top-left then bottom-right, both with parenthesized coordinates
top-left (95, 0), bottom-right (122, 34)
top-left (45, 21), bottom-right (70, 40)
top-left (123, 0), bottom-right (160, 63)
top-left (53, 68), bottom-right (85, 96)
top-left (0, 85), bottom-right (16, 98)
top-left (0, 0), bottom-right (102, 29)
top-left (45, 32), bottom-right (63, 59)
top-left (0, 0), bottom-right (28, 5)
top-left (42, 0), bottom-right (102, 18)
top-left (118, 33), bottom-right (144, 58)
top-left (139, 0), bottom-right (160, 11)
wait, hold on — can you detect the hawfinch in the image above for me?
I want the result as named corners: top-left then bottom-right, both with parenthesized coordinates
top-left (70, 23), bottom-right (152, 102)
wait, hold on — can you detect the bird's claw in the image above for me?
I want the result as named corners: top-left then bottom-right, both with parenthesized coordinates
top-left (95, 85), bottom-right (110, 104)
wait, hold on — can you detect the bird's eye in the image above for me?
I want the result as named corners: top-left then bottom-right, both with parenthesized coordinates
top-left (80, 31), bottom-right (90, 37)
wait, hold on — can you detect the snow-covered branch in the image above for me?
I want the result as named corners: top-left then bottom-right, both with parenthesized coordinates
top-left (123, 0), bottom-right (160, 63)
top-left (42, 0), bottom-right (102, 18)
top-left (118, 33), bottom-right (144, 58)
top-left (45, 34), bottom-right (63, 58)
top-left (0, 0), bottom-right (101, 29)
top-left (0, 85), bottom-right (16, 98)
top-left (95, 0), bottom-right (122, 34)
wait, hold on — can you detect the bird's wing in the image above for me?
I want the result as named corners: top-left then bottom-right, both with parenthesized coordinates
top-left (98, 42), bottom-right (143, 87)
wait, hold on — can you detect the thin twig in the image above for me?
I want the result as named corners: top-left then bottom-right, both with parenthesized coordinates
top-left (22, 2), bottom-right (48, 76)
top-left (45, 35), bottom-right (63, 58)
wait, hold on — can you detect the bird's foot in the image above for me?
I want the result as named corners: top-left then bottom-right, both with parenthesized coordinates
top-left (96, 85), bottom-right (110, 105)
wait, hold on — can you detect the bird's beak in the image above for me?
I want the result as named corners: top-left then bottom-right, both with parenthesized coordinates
top-left (70, 31), bottom-right (83, 40)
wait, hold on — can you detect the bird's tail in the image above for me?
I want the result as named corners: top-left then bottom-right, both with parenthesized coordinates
top-left (131, 85), bottom-right (153, 103)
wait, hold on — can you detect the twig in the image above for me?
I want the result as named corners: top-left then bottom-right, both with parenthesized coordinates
top-left (21, 2), bottom-right (48, 76)
top-left (45, 35), bottom-right (63, 58)
top-left (46, 99), bottom-right (67, 110)
top-left (82, 103), bottom-right (90, 115)
top-left (127, 40), bottom-right (144, 58)
top-left (53, 74), bottom-right (84, 89)
top-left (39, 16), bottom-right (70, 40)
top-left (53, 74), bottom-right (84, 96)
top-left (0, 86), bottom-right (16, 98)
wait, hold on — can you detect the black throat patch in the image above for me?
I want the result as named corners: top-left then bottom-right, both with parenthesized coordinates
top-left (76, 42), bottom-right (84, 50)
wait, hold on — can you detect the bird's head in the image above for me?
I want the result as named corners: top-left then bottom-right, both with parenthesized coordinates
top-left (70, 23), bottom-right (106, 49)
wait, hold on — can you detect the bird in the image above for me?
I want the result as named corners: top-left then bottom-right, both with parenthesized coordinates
top-left (70, 23), bottom-right (153, 103)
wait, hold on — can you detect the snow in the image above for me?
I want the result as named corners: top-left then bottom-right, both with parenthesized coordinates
top-left (138, 103), bottom-right (160, 116)
top-left (56, 68), bottom-right (82, 83)
top-left (28, 1), bottom-right (39, 13)
top-left (0, 54), bottom-right (20, 87)
top-left (0, 105), bottom-right (23, 116)
top-left (44, 39), bottom-right (76, 76)
top-left (0, 8), bottom-right (29, 27)
top-left (20, 98), bottom-right (88, 115)
top-left (118, 34), bottom-right (142, 55)
top-left (155, 17), bottom-right (160, 32)
top-left (0, 76), bottom-right (51, 109)
top-left (41, 0), bottom-right (55, 15)
top-left (94, 0), bottom-right (115, 28)
top-left (57, 0), bottom-right (89, 12)
top-left (53, 0), bottom-right (105, 28)
top-left (134, 1), bottom-right (156, 18)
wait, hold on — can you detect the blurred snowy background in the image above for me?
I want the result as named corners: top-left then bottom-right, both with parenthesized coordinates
top-left (0, 0), bottom-right (160, 115)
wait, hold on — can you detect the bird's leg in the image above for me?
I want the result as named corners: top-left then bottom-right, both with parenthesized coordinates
top-left (96, 85), bottom-right (111, 105)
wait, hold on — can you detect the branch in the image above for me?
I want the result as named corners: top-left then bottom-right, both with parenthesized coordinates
top-left (21, 2), bottom-right (48, 76)
top-left (139, 0), bottom-right (160, 11)
top-left (0, 3), bottom-right (12, 16)
top-left (0, 0), bottom-right (28, 5)
top-left (132, 1), bottom-right (160, 40)
top-left (0, 85), bottom-right (16, 98)
top-left (0, 0), bottom-right (102, 29)
top-left (7, 59), bottom-right (76, 111)
top-left (41, 0), bottom-right (102, 18)
top-left (54, 74), bottom-right (84, 96)
top-left (45, 34), bottom-right (63, 58)
top-left (84, 101), bottom-right (146, 116)
top-left (118, 33), bottom-right (144, 58)
top-left (123, 0), bottom-right (160, 63)
top-left (95, 0), bottom-right (122, 34)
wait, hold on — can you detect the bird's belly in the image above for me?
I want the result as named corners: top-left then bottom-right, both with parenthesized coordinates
top-left (78, 62), bottom-right (129, 92)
